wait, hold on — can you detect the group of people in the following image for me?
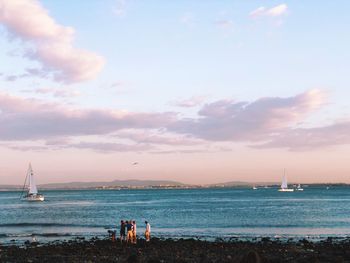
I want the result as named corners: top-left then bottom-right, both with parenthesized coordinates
top-left (119, 220), bottom-right (151, 243)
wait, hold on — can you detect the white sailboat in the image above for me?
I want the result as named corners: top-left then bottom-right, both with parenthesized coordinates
top-left (278, 169), bottom-right (294, 192)
top-left (296, 184), bottom-right (304, 191)
top-left (21, 163), bottom-right (44, 202)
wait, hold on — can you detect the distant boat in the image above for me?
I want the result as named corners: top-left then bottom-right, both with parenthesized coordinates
top-left (21, 163), bottom-right (44, 202)
top-left (278, 169), bottom-right (294, 192)
top-left (296, 184), bottom-right (304, 191)
top-left (252, 186), bottom-right (258, 190)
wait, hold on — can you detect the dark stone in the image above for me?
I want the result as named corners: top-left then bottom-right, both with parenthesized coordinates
top-left (240, 250), bottom-right (261, 263)
top-left (127, 254), bottom-right (139, 263)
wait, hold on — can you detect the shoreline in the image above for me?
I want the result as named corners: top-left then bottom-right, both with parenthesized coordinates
top-left (1, 236), bottom-right (350, 262)
top-left (2, 232), bottom-right (350, 246)
top-left (1, 184), bottom-right (349, 191)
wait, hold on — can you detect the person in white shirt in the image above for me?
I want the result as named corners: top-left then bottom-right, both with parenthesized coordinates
top-left (132, 220), bottom-right (137, 244)
top-left (145, 221), bottom-right (151, 242)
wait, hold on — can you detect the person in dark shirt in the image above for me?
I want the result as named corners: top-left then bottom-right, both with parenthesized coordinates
top-left (119, 220), bottom-right (126, 243)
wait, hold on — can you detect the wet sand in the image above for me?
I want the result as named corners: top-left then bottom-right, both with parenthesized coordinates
top-left (1, 237), bottom-right (350, 262)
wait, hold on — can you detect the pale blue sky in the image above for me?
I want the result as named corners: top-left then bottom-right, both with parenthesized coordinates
top-left (0, 1), bottom-right (350, 184)
top-left (2, 0), bottom-right (349, 111)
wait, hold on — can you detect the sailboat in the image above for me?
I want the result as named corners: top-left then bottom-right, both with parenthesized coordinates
top-left (278, 169), bottom-right (294, 192)
top-left (296, 184), bottom-right (304, 191)
top-left (21, 163), bottom-right (44, 202)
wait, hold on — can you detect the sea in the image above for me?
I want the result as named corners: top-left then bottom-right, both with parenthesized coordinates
top-left (1, 187), bottom-right (350, 244)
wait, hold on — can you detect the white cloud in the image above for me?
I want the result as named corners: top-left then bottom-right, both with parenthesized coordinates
top-left (215, 20), bottom-right (234, 29)
top-left (0, 0), bottom-right (105, 83)
top-left (31, 88), bottom-right (81, 98)
top-left (180, 13), bottom-right (195, 26)
top-left (113, 0), bottom-right (127, 17)
top-left (250, 4), bottom-right (288, 18)
top-left (172, 96), bottom-right (207, 108)
top-left (267, 4), bottom-right (288, 17)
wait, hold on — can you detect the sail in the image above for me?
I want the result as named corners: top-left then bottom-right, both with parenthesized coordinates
top-left (281, 176), bottom-right (288, 189)
top-left (28, 164), bottom-right (38, 195)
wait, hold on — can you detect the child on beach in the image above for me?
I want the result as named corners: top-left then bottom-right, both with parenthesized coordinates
top-left (145, 221), bottom-right (151, 242)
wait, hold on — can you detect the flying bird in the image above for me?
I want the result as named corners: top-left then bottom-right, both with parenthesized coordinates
top-left (132, 162), bottom-right (138, 165)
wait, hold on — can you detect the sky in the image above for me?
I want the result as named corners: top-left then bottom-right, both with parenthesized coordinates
top-left (0, 0), bottom-right (350, 185)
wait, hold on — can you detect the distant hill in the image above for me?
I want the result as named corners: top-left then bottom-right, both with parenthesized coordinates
top-left (38, 179), bottom-right (185, 189)
top-left (209, 181), bottom-right (278, 187)
top-left (0, 185), bottom-right (22, 190)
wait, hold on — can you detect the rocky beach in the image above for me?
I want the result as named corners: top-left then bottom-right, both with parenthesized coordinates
top-left (1, 237), bottom-right (350, 263)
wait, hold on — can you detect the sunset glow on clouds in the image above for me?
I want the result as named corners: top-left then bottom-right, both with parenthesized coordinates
top-left (0, 89), bottom-right (344, 152)
top-left (0, 0), bottom-right (349, 184)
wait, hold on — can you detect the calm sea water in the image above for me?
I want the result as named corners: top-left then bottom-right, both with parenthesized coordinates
top-left (1, 187), bottom-right (350, 243)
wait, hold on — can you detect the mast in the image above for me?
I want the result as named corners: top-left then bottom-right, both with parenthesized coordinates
top-left (281, 169), bottom-right (288, 189)
top-left (19, 165), bottom-right (29, 200)
top-left (28, 163), bottom-right (38, 195)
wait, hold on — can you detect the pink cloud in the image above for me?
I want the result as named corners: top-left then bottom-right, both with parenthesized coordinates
top-left (0, 0), bottom-right (104, 83)
top-left (0, 92), bottom-right (176, 140)
top-left (30, 88), bottom-right (81, 98)
top-left (67, 142), bottom-right (152, 153)
top-left (115, 130), bottom-right (204, 146)
top-left (170, 89), bottom-right (326, 141)
top-left (2, 90), bottom-right (347, 152)
top-left (254, 122), bottom-right (350, 151)
top-left (2, 68), bottom-right (48, 82)
top-left (0, 143), bottom-right (48, 152)
top-left (0, 140), bottom-right (152, 153)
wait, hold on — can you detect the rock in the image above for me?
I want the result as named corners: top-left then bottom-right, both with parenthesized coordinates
top-left (127, 254), bottom-right (139, 263)
top-left (240, 250), bottom-right (261, 263)
top-left (261, 237), bottom-right (270, 243)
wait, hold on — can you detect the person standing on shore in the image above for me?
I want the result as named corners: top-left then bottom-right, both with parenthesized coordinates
top-left (126, 220), bottom-right (134, 243)
top-left (119, 220), bottom-right (126, 243)
top-left (145, 221), bottom-right (151, 242)
top-left (132, 220), bottom-right (137, 244)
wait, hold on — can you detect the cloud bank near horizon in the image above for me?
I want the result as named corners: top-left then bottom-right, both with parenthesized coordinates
top-left (1, 89), bottom-right (349, 152)
top-left (0, 92), bottom-right (175, 141)
top-left (170, 90), bottom-right (325, 141)
top-left (0, 0), bottom-right (105, 83)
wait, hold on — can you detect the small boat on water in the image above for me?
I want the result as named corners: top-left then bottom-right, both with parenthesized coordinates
top-left (278, 169), bottom-right (294, 192)
top-left (21, 163), bottom-right (44, 202)
top-left (252, 186), bottom-right (258, 190)
top-left (296, 184), bottom-right (304, 191)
